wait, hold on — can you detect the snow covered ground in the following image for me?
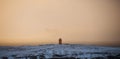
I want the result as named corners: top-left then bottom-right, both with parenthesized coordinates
top-left (0, 44), bottom-right (120, 59)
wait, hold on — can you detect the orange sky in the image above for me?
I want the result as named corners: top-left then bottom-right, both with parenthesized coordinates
top-left (0, 0), bottom-right (120, 46)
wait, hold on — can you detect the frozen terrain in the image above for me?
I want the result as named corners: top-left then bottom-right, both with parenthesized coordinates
top-left (0, 44), bottom-right (120, 59)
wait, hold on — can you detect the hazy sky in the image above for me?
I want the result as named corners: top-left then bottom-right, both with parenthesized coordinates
top-left (0, 0), bottom-right (120, 46)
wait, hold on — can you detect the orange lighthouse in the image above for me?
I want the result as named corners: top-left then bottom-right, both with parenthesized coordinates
top-left (59, 38), bottom-right (62, 44)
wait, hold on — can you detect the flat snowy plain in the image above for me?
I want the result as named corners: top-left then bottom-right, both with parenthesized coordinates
top-left (0, 44), bottom-right (120, 59)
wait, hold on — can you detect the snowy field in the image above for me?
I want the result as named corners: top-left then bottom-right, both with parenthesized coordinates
top-left (0, 44), bottom-right (120, 59)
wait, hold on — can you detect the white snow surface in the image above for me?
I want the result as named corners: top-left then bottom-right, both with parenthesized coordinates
top-left (0, 44), bottom-right (120, 58)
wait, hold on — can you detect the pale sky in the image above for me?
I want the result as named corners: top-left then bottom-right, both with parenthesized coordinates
top-left (0, 0), bottom-right (120, 46)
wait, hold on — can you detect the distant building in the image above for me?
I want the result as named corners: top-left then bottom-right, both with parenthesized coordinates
top-left (59, 38), bottom-right (62, 44)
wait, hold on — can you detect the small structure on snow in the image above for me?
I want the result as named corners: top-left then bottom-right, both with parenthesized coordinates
top-left (59, 38), bottom-right (62, 44)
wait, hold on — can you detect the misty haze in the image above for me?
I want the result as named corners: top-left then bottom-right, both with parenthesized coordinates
top-left (0, 0), bottom-right (120, 59)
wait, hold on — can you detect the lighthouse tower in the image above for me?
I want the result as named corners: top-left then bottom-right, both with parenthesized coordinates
top-left (59, 38), bottom-right (62, 44)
